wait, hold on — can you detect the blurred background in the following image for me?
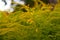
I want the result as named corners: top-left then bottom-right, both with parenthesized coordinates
top-left (0, 0), bottom-right (60, 40)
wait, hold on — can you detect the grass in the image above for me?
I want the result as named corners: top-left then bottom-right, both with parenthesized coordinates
top-left (0, 1), bottom-right (60, 40)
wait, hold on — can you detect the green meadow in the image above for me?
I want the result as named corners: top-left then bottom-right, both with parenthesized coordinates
top-left (0, 0), bottom-right (60, 40)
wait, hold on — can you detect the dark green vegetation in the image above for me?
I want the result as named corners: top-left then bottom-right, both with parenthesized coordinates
top-left (0, 0), bottom-right (60, 40)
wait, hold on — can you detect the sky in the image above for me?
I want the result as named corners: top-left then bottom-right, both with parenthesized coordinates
top-left (0, 0), bottom-right (25, 13)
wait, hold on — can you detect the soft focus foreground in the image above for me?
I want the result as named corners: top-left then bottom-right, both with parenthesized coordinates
top-left (0, 0), bottom-right (60, 40)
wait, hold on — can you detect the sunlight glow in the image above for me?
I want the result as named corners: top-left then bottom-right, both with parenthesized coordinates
top-left (0, 0), bottom-right (25, 13)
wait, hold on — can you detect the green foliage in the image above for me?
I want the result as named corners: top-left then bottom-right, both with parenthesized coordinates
top-left (0, 0), bottom-right (60, 40)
